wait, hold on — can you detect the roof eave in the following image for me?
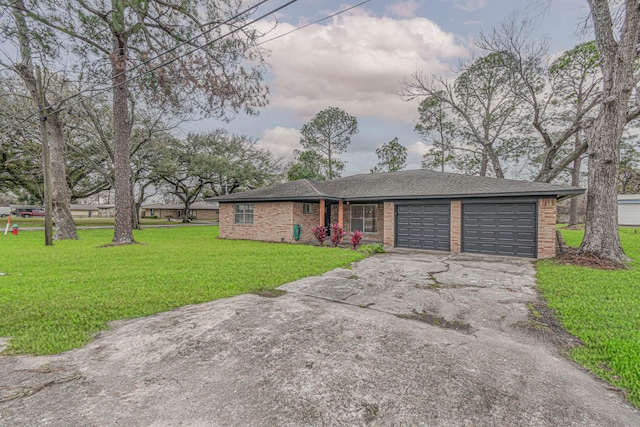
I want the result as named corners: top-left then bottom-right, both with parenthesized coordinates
top-left (341, 189), bottom-right (585, 202)
top-left (209, 196), bottom-right (342, 203)
top-left (209, 189), bottom-right (584, 204)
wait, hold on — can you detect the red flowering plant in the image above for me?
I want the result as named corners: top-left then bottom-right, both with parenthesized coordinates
top-left (349, 230), bottom-right (363, 250)
top-left (330, 223), bottom-right (345, 247)
top-left (311, 225), bottom-right (328, 246)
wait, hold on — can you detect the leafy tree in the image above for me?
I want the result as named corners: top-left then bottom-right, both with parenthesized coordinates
top-left (5, 0), bottom-right (270, 243)
top-left (371, 137), bottom-right (407, 173)
top-left (287, 150), bottom-right (327, 181)
top-left (415, 95), bottom-right (457, 172)
top-left (299, 107), bottom-right (358, 180)
top-left (1, 1), bottom-right (78, 239)
top-left (0, 79), bottom-right (43, 200)
top-left (154, 130), bottom-right (280, 221)
top-left (578, 0), bottom-right (640, 262)
top-left (203, 132), bottom-right (282, 196)
top-left (66, 92), bottom-right (182, 228)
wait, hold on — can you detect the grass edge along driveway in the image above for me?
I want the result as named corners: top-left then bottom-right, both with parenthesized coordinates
top-left (0, 226), bottom-right (365, 355)
top-left (536, 227), bottom-right (640, 408)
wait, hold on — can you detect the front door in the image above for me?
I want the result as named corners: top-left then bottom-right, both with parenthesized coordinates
top-left (324, 202), bottom-right (332, 234)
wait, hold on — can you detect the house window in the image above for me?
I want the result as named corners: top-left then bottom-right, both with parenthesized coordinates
top-left (303, 203), bottom-right (313, 215)
top-left (350, 204), bottom-right (377, 233)
top-left (150, 209), bottom-right (155, 215)
top-left (235, 203), bottom-right (254, 224)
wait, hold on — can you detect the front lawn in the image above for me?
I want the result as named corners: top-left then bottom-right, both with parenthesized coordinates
top-left (536, 227), bottom-right (640, 407)
top-left (0, 227), bottom-right (365, 355)
top-left (0, 217), bottom-right (206, 227)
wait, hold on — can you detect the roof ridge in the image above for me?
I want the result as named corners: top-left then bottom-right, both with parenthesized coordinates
top-left (302, 179), bottom-right (326, 197)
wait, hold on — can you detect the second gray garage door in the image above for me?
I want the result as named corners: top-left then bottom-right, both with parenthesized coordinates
top-left (396, 203), bottom-right (450, 251)
top-left (462, 202), bottom-right (537, 258)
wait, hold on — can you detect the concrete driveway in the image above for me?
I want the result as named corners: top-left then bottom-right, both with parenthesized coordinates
top-left (1, 251), bottom-right (639, 426)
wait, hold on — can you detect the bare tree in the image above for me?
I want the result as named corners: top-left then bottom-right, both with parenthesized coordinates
top-left (404, 53), bottom-right (529, 178)
top-left (476, 17), bottom-right (602, 184)
top-left (579, 0), bottom-right (640, 262)
top-left (548, 41), bottom-right (601, 226)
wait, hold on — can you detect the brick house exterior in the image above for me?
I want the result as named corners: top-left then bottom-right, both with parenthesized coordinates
top-left (210, 170), bottom-right (582, 259)
top-left (141, 202), bottom-right (219, 221)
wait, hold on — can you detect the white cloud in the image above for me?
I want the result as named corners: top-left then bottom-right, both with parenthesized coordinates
top-left (386, 0), bottom-right (420, 18)
top-left (446, 0), bottom-right (487, 12)
top-left (257, 11), bottom-right (467, 123)
top-left (256, 126), bottom-right (302, 161)
top-left (407, 140), bottom-right (432, 156)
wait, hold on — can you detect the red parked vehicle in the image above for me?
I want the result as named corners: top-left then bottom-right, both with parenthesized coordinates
top-left (19, 209), bottom-right (45, 218)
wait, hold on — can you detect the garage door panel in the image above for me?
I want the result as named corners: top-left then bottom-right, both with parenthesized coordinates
top-left (462, 202), bottom-right (537, 258)
top-left (396, 203), bottom-right (450, 251)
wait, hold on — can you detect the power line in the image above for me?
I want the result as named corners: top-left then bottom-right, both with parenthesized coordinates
top-left (0, 0), bottom-right (290, 134)
top-left (2, 0), bottom-right (371, 135)
top-left (4, 0), bottom-right (272, 116)
top-left (258, 0), bottom-right (372, 46)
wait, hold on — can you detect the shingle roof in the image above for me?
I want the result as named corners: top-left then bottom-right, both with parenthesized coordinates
top-left (207, 169), bottom-right (584, 203)
top-left (70, 204), bottom-right (99, 211)
top-left (142, 202), bottom-right (219, 210)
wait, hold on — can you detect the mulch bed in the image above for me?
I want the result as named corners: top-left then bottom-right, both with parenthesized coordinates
top-left (556, 248), bottom-right (628, 270)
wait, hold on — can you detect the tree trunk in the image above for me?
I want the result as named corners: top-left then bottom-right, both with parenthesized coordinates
top-left (111, 34), bottom-right (134, 244)
top-left (10, 0), bottom-right (77, 240)
top-left (130, 181), bottom-right (140, 230)
top-left (48, 112), bottom-right (78, 240)
top-left (568, 133), bottom-right (582, 227)
top-left (479, 151), bottom-right (488, 176)
top-left (580, 0), bottom-right (638, 263)
top-left (580, 107), bottom-right (627, 261)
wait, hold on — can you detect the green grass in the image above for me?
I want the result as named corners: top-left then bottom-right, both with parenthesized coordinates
top-left (536, 227), bottom-right (640, 407)
top-left (0, 217), bottom-right (210, 227)
top-left (0, 227), bottom-right (365, 355)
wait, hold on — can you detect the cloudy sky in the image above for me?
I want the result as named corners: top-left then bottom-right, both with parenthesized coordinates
top-left (183, 0), bottom-right (589, 176)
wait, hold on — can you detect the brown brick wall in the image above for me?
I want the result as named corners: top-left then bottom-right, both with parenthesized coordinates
top-left (292, 202), bottom-right (322, 243)
top-left (193, 209), bottom-right (219, 221)
top-left (383, 201), bottom-right (395, 248)
top-left (219, 202), bottom-right (297, 243)
top-left (537, 198), bottom-right (557, 258)
top-left (450, 200), bottom-right (461, 253)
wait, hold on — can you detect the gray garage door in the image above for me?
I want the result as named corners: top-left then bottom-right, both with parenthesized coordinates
top-left (396, 203), bottom-right (450, 251)
top-left (462, 202), bottom-right (537, 258)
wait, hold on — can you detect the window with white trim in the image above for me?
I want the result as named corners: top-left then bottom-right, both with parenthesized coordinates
top-left (234, 203), bottom-right (254, 224)
top-left (350, 204), bottom-right (377, 233)
top-left (303, 203), bottom-right (313, 214)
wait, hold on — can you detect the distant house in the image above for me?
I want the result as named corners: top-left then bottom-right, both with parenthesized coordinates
top-left (140, 202), bottom-right (219, 221)
top-left (97, 205), bottom-right (115, 218)
top-left (70, 204), bottom-right (99, 218)
top-left (208, 169), bottom-right (584, 259)
top-left (618, 195), bottom-right (640, 226)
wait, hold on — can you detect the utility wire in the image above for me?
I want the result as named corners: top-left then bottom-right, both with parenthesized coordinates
top-left (258, 0), bottom-right (372, 45)
top-left (2, 0), bottom-right (371, 134)
top-left (0, 0), bottom-right (289, 134)
top-left (2, 0), bottom-right (272, 124)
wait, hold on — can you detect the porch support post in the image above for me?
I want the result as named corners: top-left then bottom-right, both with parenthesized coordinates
top-left (338, 200), bottom-right (344, 229)
top-left (319, 199), bottom-right (325, 226)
